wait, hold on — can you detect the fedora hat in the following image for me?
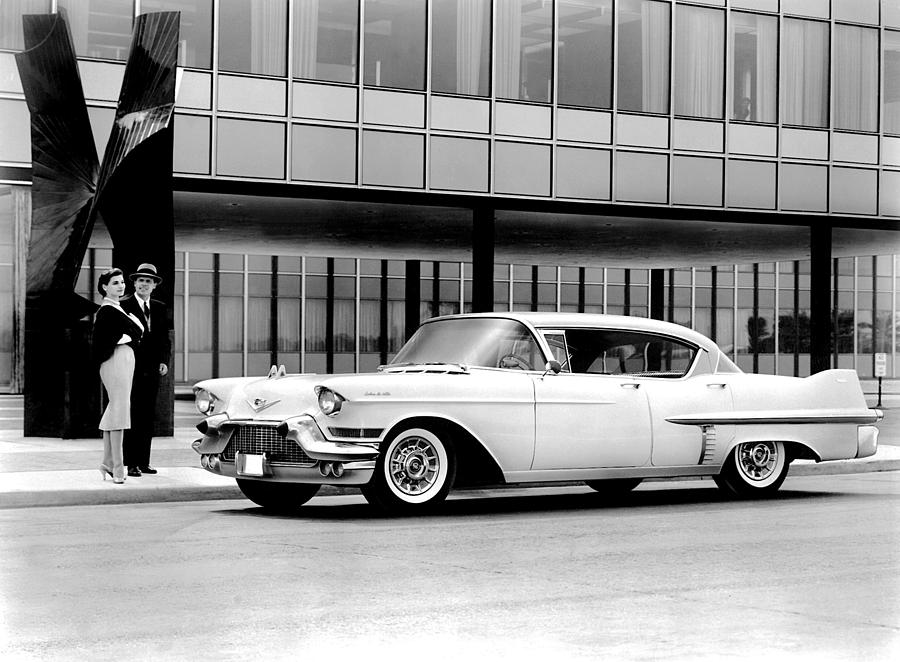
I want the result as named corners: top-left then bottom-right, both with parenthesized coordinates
top-left (130, 263), bottom-right (162, 282)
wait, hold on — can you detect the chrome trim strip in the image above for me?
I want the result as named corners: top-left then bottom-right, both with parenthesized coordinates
top-left (667, 410), bottom-right (883, 426)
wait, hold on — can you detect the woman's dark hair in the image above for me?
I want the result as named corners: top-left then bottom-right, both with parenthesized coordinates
top-left (97, 268), bottom-right (124, 296)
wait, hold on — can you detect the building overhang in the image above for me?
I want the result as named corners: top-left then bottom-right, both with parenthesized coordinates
top-left (169, 177), bottom-right (900, 268)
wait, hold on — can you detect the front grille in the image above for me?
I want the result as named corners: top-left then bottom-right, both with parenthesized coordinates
top-left (328, 427), bottom-right (383, 439)
top-left (222, 425), bottom-right (315, 466)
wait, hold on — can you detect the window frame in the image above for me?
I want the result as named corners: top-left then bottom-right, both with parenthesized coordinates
top-left (536, 326), bottom-right (701, 379)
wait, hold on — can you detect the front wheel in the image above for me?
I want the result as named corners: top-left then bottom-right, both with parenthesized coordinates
top-left (237, 479), bottom-right (321, 512)
top-left (362, 427), bottom-right (456, 513)
top-left (714, 441), bottom-right (789, 498)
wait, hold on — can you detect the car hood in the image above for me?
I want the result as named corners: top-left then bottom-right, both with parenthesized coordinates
top-left (198, 374), bottom-right (324, 421)
top-left (198, 364), bottom-right (475, 421)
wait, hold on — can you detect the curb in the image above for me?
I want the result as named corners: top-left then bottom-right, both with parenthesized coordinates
top-left (3, 457), bottom-right (898, 509)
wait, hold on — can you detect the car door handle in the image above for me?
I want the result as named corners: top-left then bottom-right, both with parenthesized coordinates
top-left (707, 383), bottom-right (727, 389)
top-left (620, 383), bottom-right (640, 389)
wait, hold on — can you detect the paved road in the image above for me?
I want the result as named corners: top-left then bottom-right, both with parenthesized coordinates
top-left (1, 472), bottom-right (898, 661)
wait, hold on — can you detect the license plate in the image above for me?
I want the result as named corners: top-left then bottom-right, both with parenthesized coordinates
top-left (237, 453), bottom-right (266, 476)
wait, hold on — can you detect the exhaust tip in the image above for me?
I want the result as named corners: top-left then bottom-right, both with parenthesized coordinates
top-left (318, 462), bottom-right (332, 477)
top-left (332, 463), bottom-right (345, 478)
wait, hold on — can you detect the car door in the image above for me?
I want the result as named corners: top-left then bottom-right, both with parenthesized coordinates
top-left (638, 375), bottom-right (734, 466)
top-left (531, 329), bottom-right (652, 469)
top-left (630, 345), bottom-right (736, 467)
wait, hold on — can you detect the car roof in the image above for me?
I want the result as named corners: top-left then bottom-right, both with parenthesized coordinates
top-left (425, 311), bottom-right (722, 354)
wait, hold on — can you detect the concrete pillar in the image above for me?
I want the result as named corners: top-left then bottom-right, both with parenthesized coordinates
top-left (650, 269), bottom-right (665, 321)
top-left (404, 259), bottom-right (420, 340)
top-left (810, 223), bottom-right (832, 374)
top-left (472, 206), bottom-right (494, 313)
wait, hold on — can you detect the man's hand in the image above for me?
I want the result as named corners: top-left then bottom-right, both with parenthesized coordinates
top-left (159, 363), bottom-right (169, 376)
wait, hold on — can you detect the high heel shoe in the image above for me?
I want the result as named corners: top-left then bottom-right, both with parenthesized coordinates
top-left (99, 464), bottom-right (113, 480)
top-left (112, 476), bottom-right (125, 484)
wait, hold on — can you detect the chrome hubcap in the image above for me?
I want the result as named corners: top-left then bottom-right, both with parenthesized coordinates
top-left (388, 437), bottom-right (439, 495)
top-left (737, 442), bottom-right (778, 481)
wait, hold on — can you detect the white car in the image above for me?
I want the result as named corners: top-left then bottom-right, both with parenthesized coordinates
top-left (193, 313), bottom-right (882, 513)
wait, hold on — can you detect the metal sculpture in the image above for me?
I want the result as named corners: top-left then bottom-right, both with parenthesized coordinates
top-left (15, 10), bottom-right (179, 437)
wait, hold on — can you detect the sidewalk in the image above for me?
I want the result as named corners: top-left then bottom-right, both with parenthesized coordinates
top-left (1, 395), bottom-right (898, 509)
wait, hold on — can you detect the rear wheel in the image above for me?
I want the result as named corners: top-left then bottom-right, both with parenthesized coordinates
top-left (362, 427), bottom-right (456, 513)
top-left (236, 479), bottom-right (321, 512)
top-left (585, 478), bottom-right (642, 495)
top-left (714, 441), bottom-right (789, 498)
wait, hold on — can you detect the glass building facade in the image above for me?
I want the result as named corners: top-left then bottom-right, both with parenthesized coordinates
top-left (1, 0), bottom-right (899, 391)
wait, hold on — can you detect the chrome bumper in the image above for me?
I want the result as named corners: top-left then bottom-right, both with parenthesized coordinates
top-left (857, 425), bottom-right (879, 459)
top-left (277, 415), bottom-right (380, 462)
top-left (191, 413), bottom-right (379, 485)
top-left (196, 451), bottom-right (375, 485)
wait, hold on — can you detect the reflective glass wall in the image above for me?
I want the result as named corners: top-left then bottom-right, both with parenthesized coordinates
top-left (66, 248), bottom-right (900, 386)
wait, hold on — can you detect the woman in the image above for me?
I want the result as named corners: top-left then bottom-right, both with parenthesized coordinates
top-left (92, 269), bottom-right (143, 484)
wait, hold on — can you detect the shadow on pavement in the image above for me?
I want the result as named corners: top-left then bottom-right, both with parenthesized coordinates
top-left (209, 483), bottom-right (860, 521)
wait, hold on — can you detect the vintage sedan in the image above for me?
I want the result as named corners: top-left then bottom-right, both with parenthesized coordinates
top-left (192, 313), bottom-right (882, 513)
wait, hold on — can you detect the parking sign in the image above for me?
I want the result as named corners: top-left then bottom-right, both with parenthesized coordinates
top-left (875, 353), bottom-right (887, 377)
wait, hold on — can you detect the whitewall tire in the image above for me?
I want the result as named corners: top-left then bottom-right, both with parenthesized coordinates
top-left (714, 441), bottom-right (789, 498)
top-left (362, 427), bottom-right (456, 512)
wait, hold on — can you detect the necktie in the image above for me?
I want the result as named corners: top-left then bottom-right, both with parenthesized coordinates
top-left (143, 302), bottom-right (150, 330)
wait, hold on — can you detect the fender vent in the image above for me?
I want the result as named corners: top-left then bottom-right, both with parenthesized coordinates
top-left (700, 426), bottom-right (717, 464)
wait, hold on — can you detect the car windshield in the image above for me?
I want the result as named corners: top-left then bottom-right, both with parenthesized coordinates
top-left (390, 318), bottom-right (546, 370)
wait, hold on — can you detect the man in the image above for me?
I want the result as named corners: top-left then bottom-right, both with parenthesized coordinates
top-left (121, 263), bottom-right (170, 477)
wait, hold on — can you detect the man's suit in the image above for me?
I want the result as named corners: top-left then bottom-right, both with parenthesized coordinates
top-left (121, 294), bottom-right (171, 468)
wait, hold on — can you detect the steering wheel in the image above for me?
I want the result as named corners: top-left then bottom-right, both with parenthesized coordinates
top-left (498, 354), bottom-right (531, 370)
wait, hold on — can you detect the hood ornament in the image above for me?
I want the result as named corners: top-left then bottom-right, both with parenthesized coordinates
top-left (247, 397), bottom-right (280, 412)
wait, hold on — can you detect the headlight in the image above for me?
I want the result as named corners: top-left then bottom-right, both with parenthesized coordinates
top-left (315, 386), bottom-right (345, 416)
top-left (194, 388), bottom-right (219, 414)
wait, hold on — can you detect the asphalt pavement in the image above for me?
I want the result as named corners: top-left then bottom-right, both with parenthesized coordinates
top-left (1, 390), bottom-right (898, 509)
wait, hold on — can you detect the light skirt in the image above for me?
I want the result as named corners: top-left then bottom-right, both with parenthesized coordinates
top-left (99, 344), bottom-right (135, 431)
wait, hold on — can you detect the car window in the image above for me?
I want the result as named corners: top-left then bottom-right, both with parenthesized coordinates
top-left (391, 317), bottom-right (545, 370)
top-left (539, 328), bottom-right (697, 378)
top-left (541, 331), bottom-right (572, 372)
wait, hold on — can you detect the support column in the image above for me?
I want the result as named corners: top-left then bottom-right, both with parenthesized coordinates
top-left (405, 260), bottom-right (421, 341)
top-left (810, 223), bottom-right (833, 374)
top-left (472, 206), bottom-right (495, 313)
top-left (650, 269), bottom-right (665, 321)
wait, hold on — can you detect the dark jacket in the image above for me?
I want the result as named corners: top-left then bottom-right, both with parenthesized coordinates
top-left (120, 295), bottom-right (171, 374)
top-left (92, 304), bottom-right (143, 367)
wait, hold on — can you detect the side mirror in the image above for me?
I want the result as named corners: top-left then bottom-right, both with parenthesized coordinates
top-left (543, 360), bottom-right (561, 376)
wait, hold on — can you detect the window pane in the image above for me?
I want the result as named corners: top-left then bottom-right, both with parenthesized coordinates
top-left (0, 0), bottom-right (52, 50)
top-left (293, 0), bottom-right (358, 83)
top-left (674, 6), bottom-right (723, 118)
top-left (277, 298), bottom-right (300, 352)
top-left (731, 12), bottom-right (777, 123)
top-left (142, 0), bottom-right (213, 69)
top-left (833, 25), bottom-right (878, 132)
top-left (219, 297), bottom-right (243, 352)
top-left (781, 19), bottom-right (828, 127)
top-left (247, 298), bottom-right (270, 352)
top-left (363, 0), bottom-right (426, 90)
top-left (887, 31), bottom-right (900, 134)
top-left (617, 0), bottom-right (670, 114)
top-left (558, 0), bottom-right (612, 108)
top-left (431, 0), bottom-right (490, 96)
top-left (218, 0), bottom-right (287, 76)
top-left (58, 0), bottom-right (133, 60)
top-left (496, 0), bottom-right (552, 102)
